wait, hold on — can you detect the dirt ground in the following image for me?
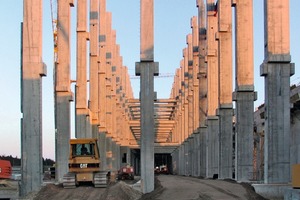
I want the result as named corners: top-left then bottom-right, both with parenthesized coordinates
top-left (29, 175), bottom-right (267, 200)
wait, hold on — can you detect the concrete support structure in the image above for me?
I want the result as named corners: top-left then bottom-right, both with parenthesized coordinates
top-left (54, 0), bottom-right (74, 183)
top-left (98, 0), bottom-right (108, 170)
top-left (196, 0), bottom-right (208, 178)
top-left (217, 0), bottom-right (233, 179)
top-left (260, 0), bottom-right (294, 184)
top-left (206, 0), bottom-right (219, 178)
top-left (89, 0), bottom-right (100, 139)
top-left (76, 0), bottom-right (90, 138)
top-left (232, 0), bottom-right (256, 182)
top-left (191, 16), bottom-right (200, 135)
top-left (20, 0), bottom-right (46, 196)
top-left (187, 34), bottom-right (194, 137)
top-left (136, 0), bottom-right (158, 194)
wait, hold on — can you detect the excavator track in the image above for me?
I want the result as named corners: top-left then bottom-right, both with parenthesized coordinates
top-left (93, 171), bottom-right (110, 188)
top-left (63, 172), bottom-right (76, 189)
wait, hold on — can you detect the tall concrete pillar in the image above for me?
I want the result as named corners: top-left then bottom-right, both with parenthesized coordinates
top-left (21, 0), bottom-right (46, 196)
top-left (191, 16), bottom-right (201, 177)
top-left (191, 16), bottom-right (199, 133)
top-left (196, 0), bottom-right (208, 178)
top-left (206, 0), bottom-right (219, 178)
top-left (187, 35), bottom-right (194, 137)
top-left (232, 0), bottom-right (256, 182)
top-left (217, 0), bottom-right (233, 179)
top-left (183, 49), bottom-right (189, 140)
top-left (89, 0), bottom-right (100, 139)
top-left (260, 0), bottom-right (294, 184)
top-left (75, 0), bottom-right (90, 138)
top-left (105, 12), bottom-right (113, 139)
top-left (136, 0), bottom-right (158, 193)
top-left (98, 0), bottom-right (108, 170)
top-left (55, 0), bottom-right (74, 183)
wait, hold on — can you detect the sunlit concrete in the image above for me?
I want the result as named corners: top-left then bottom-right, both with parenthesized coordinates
top-left (21, 0), bottom-right (46, 196)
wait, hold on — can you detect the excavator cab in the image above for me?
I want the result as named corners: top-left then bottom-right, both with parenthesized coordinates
top-left (63, 138), bottom-right (110, 188)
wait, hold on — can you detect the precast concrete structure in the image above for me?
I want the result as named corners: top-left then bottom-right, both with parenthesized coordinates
top-left (20, 0), bottom-right (298, 198)
top-left (196, 0), bottom-right (208, 178)
top-left (135, 0), bottom-right (158, 194)
top-left (217, 0), bottom-right (233, 179)
top-left (206, 0), bottom-right (219, 178)
top-left (20, 0), bottom-right (46, 196)
top-left (260, 0), bottom-right (294, 184)
top-left (232, 0), bottom-right (256, 182)
top-left (54, 0), bottom-right (74, 184)
top-left (75, 0), bottom-right (91, 138)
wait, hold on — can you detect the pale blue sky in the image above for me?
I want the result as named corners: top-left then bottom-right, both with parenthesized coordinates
top-left (0, 0), bottom-right (299, 160)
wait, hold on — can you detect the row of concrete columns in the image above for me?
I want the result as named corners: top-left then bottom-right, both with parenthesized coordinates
top-left (171, 0), bottom-right (293, 185)
top-left (20, 0), bottom-right (294, 196)
top-left (20, 0), bottom-right (136, 196)
top-left (54, 0), bottom-right (135, 181)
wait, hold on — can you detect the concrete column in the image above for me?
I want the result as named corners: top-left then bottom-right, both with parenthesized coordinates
top-left (55, 0), bottom-right (74, 183)
top-left (197, 0), bottom-right (208, 178)
top-left (183, 49), bottom-right (189, 140)
top-left (21, 0), bottom-right (46, 196)
top-left (207, 117), bottom-right (219, 177)
top-left (99, 132), bottom-right (107, 170)
top-left (98, 0), bottom-right (107, 133)
top-left (178, 145), bottom-right (184, 175)
top-left (136, 0), bottom-right (158, 194)
top-left (194, 132), bottom-right (201, 177)
top-left (187, 35), bottom-right (194, 136)
top-left (206, 0), bottom-right (219, 178)
top-left (197, 0), bottom-right (207, 126)
top-left (260, 0), bottom-right (294, 184)
top-left (232, 0), bottom-right (256, 182)
top-left (105, 12), bottom-right (113, 138)
top-left (111, 141), bottom-right (117, 171)
top-left (106, 136), bottom-right (112, 170)
top-left (217, 0), bottom-right (233, 179)
top-left (199, 127), bottom-right (207, 177)
top-left (191, 16), bottom-right (200, 131)
top-left (75, 0), bottom-right (90, 138)
top-left (89, 0), bottom-right (100, 138)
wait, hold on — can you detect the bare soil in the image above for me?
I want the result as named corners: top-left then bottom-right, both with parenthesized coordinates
top-left (29, 175), bottom-right (267, 200)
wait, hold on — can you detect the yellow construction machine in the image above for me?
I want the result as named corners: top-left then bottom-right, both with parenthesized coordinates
top-left (63, 138), bottom-right (110, 188)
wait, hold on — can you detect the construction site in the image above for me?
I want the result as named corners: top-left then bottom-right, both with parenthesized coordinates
top-left (1, 0), bottom-right (300, 199)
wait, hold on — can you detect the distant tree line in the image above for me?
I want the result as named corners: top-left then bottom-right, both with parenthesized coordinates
top-left (0, 155), bottom-right (55, 166)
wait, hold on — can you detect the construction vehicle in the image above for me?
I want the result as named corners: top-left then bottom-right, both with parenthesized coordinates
top-left (63, 138), bottom-right (110, 188)
top-left (117, 164), bottom-right (134, 180)
top-left (0, 160), bottom-right (12, 179)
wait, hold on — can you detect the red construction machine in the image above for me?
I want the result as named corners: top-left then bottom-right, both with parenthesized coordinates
top-left (117, 164), bottom-right (134, 180)
top-left (0, 160), bottom-right (12, 179)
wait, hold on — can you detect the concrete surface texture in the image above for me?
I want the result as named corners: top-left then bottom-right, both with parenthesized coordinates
top-left (21, 0), bottom-right (45, 196)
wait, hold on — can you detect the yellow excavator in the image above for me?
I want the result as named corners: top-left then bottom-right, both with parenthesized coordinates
top-left (63, 138), bottom-right (110, 188)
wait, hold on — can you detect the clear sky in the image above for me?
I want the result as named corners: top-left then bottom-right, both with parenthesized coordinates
top-left (0, 0), bottom-right (299, 160)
